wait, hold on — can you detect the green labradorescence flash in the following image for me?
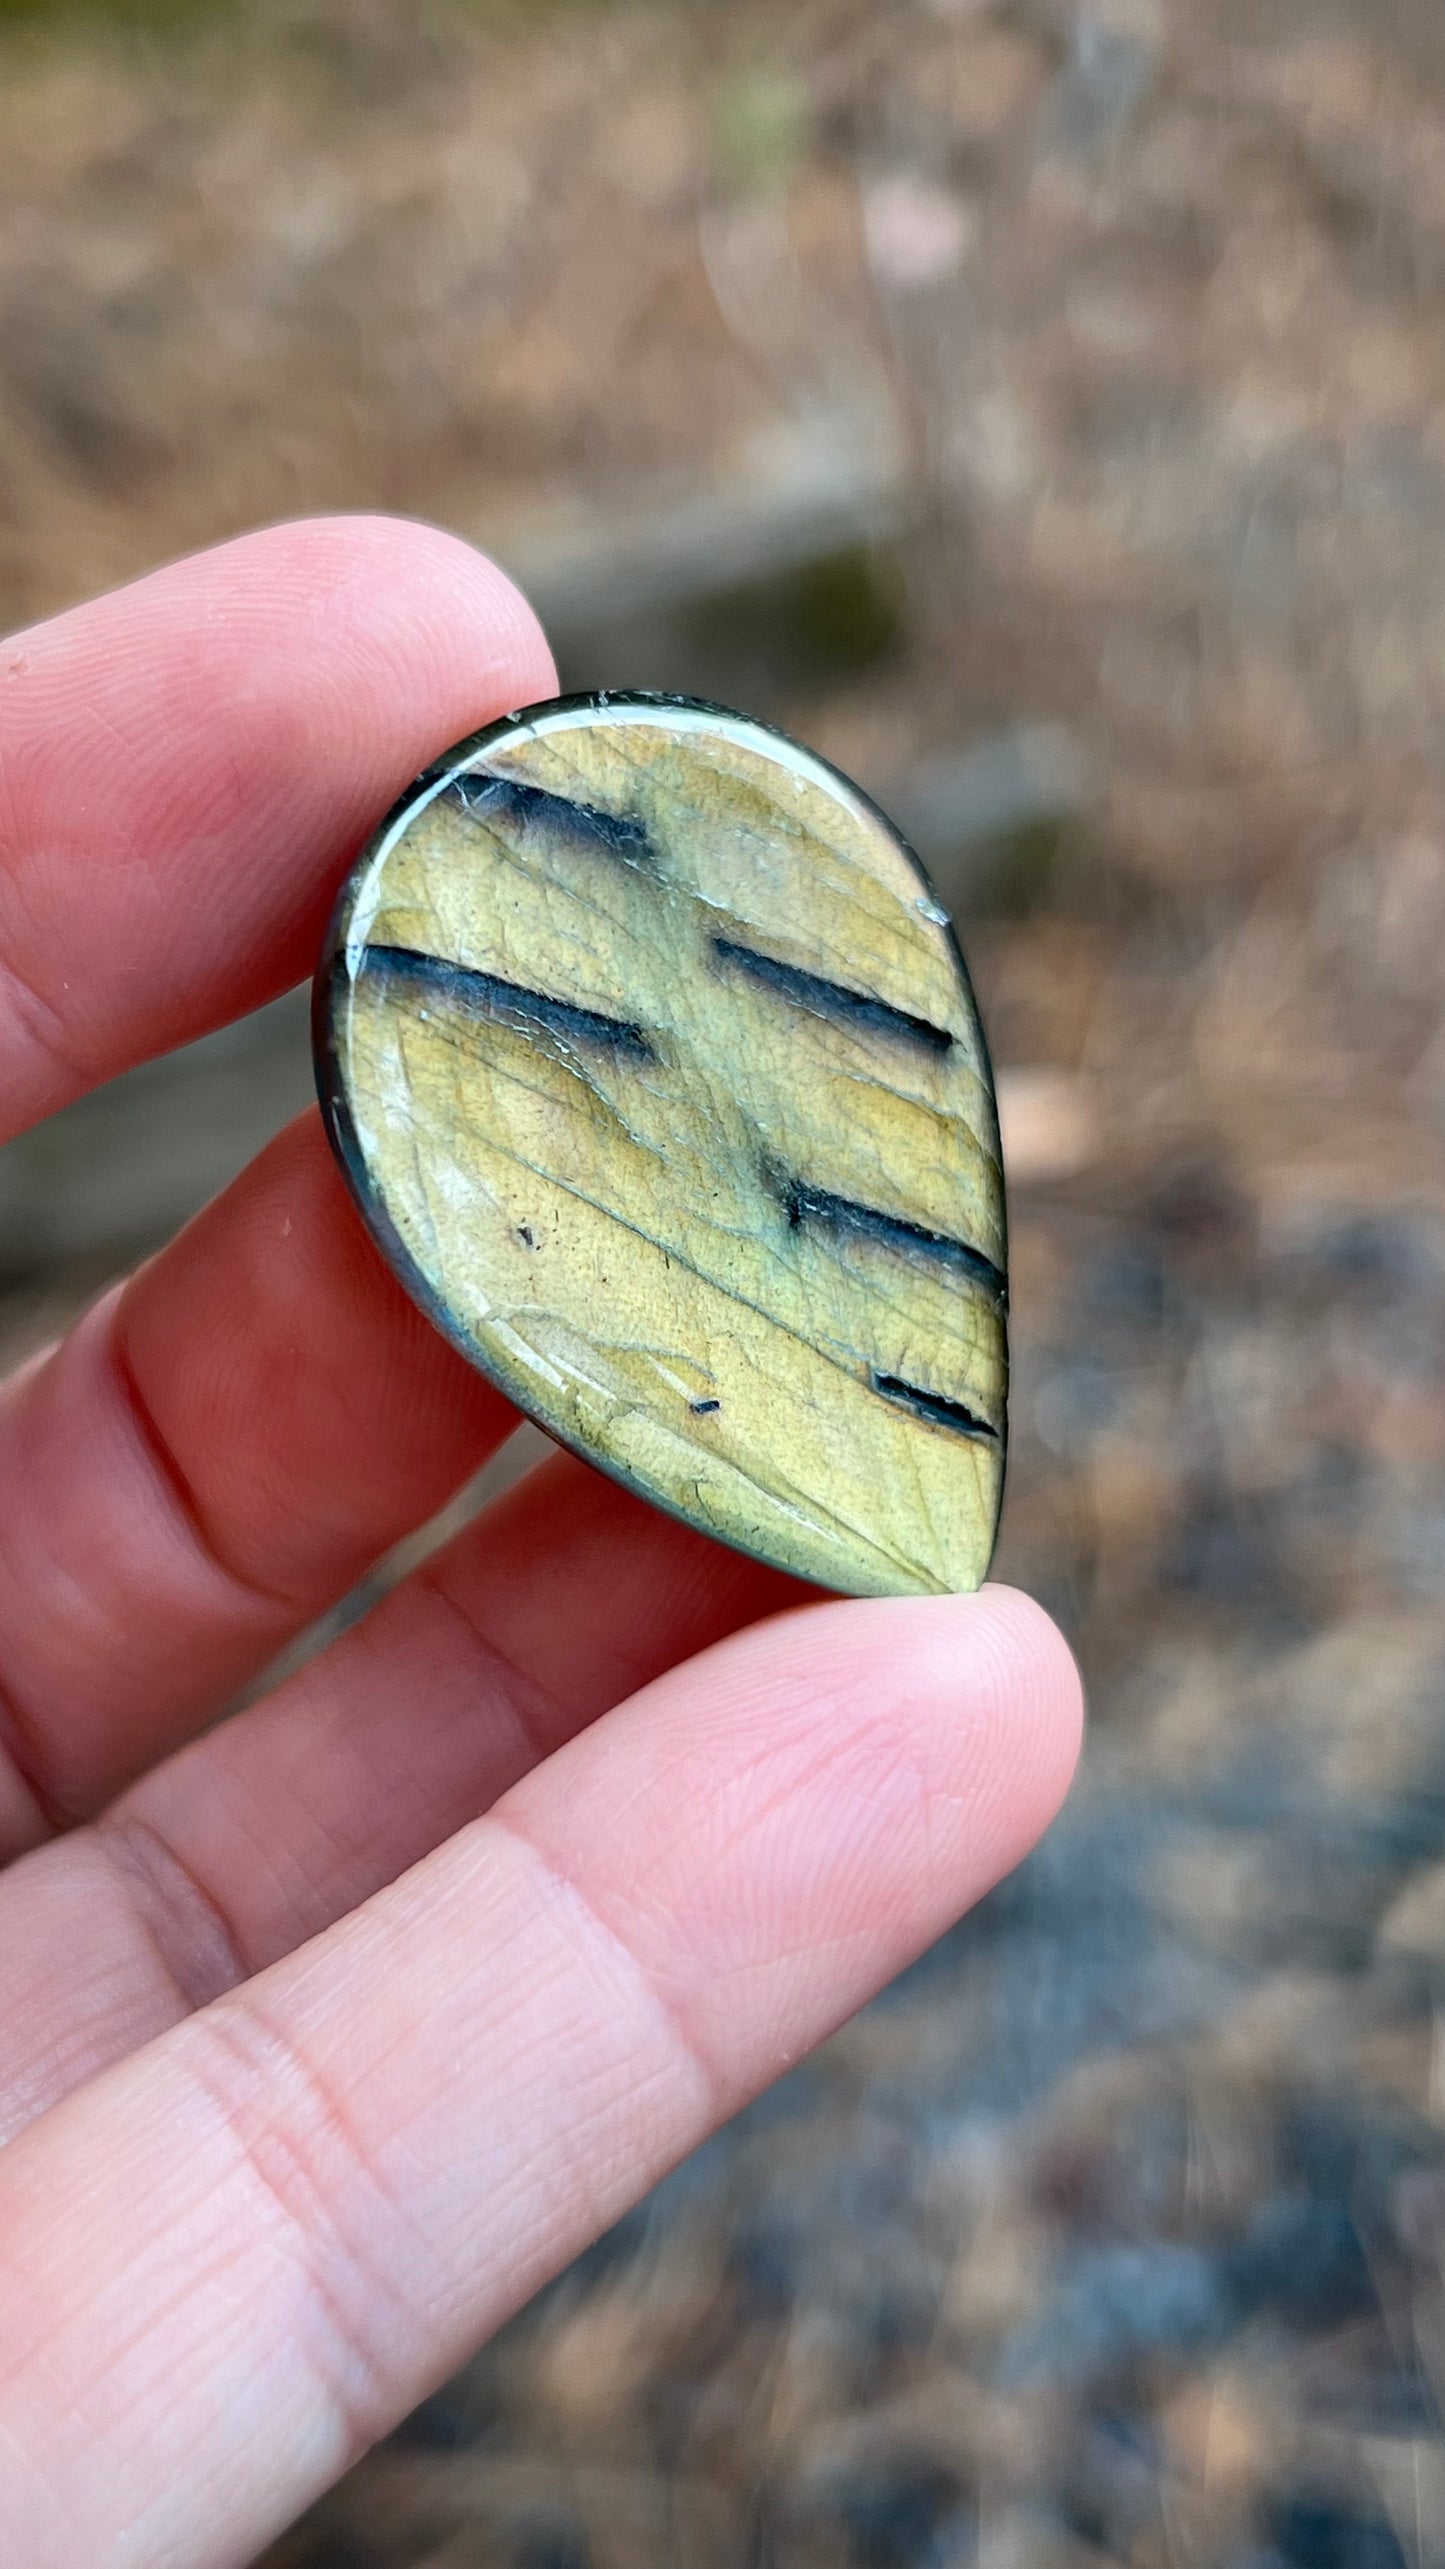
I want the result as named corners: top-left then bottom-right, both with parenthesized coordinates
top-left (315, 693), bottom-right (1009, 1597)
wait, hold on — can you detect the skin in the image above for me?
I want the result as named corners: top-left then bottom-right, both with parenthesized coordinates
top-left (0, 518), bottom-right (1084, 2569)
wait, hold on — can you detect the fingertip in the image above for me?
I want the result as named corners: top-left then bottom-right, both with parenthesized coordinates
top-left (941, 1581), bottom-right (1086, 1858)
top-left (202, 512), bottom-right (557, 708)
top-left (961, 1582), bottom-right (1086, 1766)
top-left (707, 1581), bottom-right (1083, 1905)
top-left (710, 1580), bottom-right (1083, 1799)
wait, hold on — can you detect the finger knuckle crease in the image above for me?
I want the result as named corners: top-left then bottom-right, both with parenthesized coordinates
top-left (487, 1809), bottom-right (720, 2117)
top-left (95, 1809), bottom-right (248, 2013)
top-left (108, 1315), bottom-right (300, 1617)
top-left (415, 1570), bottom-right (557, 1767)
top-left (189, 1999), bottom-right (414, 2457)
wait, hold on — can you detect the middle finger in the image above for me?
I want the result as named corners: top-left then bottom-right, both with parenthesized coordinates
top-left (0, 1444), bottom-right (803, 2141)
top-left (0, 1113), bottom-right (517, 1856)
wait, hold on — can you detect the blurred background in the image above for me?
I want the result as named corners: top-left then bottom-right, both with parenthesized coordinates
top-left (2, 0), bottom-right (1445, 2562)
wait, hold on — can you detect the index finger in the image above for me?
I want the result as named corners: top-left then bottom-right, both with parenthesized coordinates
top-left (0, 514), bottom-right (556, 1142)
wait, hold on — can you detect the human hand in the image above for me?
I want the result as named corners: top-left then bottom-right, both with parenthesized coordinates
top-left (0, 520), bottom-right (1083, 2567)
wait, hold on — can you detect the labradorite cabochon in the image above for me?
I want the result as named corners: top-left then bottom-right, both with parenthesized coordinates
top-left (315, 693), bottom-right (1008, 1598)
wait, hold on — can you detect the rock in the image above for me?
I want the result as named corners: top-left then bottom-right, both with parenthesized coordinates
top-left (506, 418), bottom-right (913, 710)
top-left (320, 693), bottom-right (1008, 1597)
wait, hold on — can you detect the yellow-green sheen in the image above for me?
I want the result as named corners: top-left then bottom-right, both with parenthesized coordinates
top-left (317, 696), bottom-right (1008, 1596)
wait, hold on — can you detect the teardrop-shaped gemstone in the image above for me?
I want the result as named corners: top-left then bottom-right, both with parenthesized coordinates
top-left (316, 693), bottom-right (1008, 1596)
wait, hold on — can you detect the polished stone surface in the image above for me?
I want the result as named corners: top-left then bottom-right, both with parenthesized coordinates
top-left (316, 693), bottom-right (1007, 1596)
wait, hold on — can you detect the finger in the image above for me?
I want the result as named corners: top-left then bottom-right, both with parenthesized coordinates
top-left (0, 513), bottom-right (554, 1141)
top-left (0, 1114), bottom-right (520, 1851)
top-left (0, 1590), bottom-right (1081, 2568)
top-left (0, 1448), bottom-right (804, 2138)
top-left (0, 511), bottom-right (556, 1837)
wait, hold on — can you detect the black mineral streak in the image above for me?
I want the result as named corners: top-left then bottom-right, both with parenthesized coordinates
top-left (356, 944), bottom-right (657, 1061)
top-left (453, 772), bottom-right (653, 865)
top-left (868, 1369), bottom-right (999, 1442)
top-left (783, 1176), bottom-right (1006, 1304)
top-left (712, 936), bottom-right (955, 1054)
